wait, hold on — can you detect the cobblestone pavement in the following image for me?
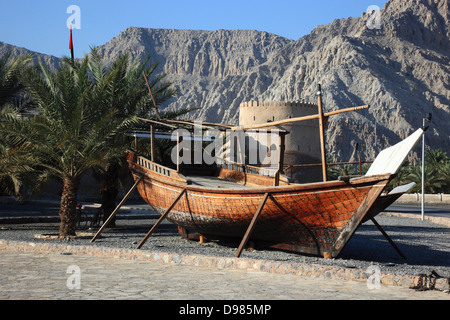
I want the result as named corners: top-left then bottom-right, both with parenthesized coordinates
top-left (0, 248), bottom-right (448, 301)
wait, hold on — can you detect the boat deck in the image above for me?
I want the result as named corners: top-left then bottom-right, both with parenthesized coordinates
top-left (187, 176), bottom-right (251, 189)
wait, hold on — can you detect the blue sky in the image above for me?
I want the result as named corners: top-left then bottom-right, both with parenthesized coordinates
top-left (0, 0), bottom-right (388, 58)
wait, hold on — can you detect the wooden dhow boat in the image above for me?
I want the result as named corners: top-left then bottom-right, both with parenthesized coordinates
top-left (91, 85), bottom-right (424, 259)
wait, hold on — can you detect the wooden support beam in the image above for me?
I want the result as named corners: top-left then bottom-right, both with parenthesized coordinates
top-left (274, 134), bottom-right (286, 186)
top-left (150, 125), bottom-right (155, 162)
top-left (235, 193), bottom-right (270, 258)
top-left (164, 119), bottom-right (217, 130)
top-left (371, 217), bottom-right (406, 260)
top-left (273, 170), bottom-right (280, 187)
top-left (90, 176), bottom-right (144, 242)
top-left (136, 117), bottom-right (178, 129)
top-left (278, 134), bottom-right (285, 175)
top-left (233, 105), bottom-right (369, 131)
top-left (199, 235), bottom-right (207, 244)
top-left (176, 131), bottom-right (181, 172)
top-left (137, 189), bottom-right (187, 249)
top-left (164, 119), bottom-right (234, 129)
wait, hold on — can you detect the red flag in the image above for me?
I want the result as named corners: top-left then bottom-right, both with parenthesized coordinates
top-left (69, 25), bottom-right (73, 50)
top-left (69, 25), bottom-right (74, 62)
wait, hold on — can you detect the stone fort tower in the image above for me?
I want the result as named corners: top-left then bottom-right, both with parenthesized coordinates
top-left (239, 101), bottom-right (322, 182)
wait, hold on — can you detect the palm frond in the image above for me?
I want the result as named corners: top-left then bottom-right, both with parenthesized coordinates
top-left (88, 47), bottom-right (107, 85)
top-left (0, 52), bottom-right (32, 106)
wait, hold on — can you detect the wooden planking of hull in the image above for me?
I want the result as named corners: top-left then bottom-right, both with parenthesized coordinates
top-left (126, 152), bottom-right (391, 258)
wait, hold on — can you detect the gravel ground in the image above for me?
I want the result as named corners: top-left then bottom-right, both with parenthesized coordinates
top-left (0, 214), bottom-right (449, 278)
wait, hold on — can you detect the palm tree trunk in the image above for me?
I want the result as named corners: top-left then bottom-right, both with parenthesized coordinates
top-left (101, 183), bottom-right (118, 227)
top-left (59, 176), bottom-right (79, 237)
top-left (101, 164), bottom-right (119, 228)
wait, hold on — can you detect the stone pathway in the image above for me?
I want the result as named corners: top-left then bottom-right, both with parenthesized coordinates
top-left (0, 248), bottom-right (448, 301)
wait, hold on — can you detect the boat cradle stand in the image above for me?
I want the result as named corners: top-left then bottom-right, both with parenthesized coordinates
top-left (90, 176), bottom-right (144, 243)
top-left (136, 189), bottom-right (187, 249)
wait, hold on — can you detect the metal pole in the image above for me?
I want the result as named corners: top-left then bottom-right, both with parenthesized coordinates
top-left (421, 118), bottom-right (425, 221)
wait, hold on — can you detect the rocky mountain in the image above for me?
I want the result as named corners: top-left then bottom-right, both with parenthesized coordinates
top-left (2, 0), bottom-right (449, 163)
top-left (95, 0), bottom-right (449, 163)
top-left (96, 28), bottom-right (293, 124)
top-left (0, 41), bottom-right (61, 71)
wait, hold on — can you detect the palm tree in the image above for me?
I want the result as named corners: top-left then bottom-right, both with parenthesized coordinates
top-left (406, 165), bottom-right (446, 194)
top-left (0, 52), bottom-right (33, 197)
top-left (339, 164), bottom-right (357, 177)
top-left (425, 149), bottom-right (449, 194)
top-left (326, 158), bottom-right (340, 180)
top-left (384, 149), bottom-right (449, 194)
top-left (426, 149), bottom-right (449, 168)
top-left (439, 162), bottom-right (450, 194)
top-left (94, 105), bottom-right (198, 226)
top-left (0, 114), bottom-right (36, 197)
top-left (1, 51), bottom-right (175, 237)
top-left (84, 49), bottom-right (177, 227)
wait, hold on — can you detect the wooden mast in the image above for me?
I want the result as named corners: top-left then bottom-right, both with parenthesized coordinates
top-left (143, 71), bottom-right (162, 120)
top-left (317, 84), bottom-right (327, 182)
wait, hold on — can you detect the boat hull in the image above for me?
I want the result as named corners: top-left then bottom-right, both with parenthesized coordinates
top-left (127, 153), bottom-right (391, 258)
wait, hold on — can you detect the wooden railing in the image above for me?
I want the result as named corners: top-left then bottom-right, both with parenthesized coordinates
top-left (136, 156), bottom-right (177, 178)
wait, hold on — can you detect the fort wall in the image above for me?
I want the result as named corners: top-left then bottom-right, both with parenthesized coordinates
top-left (239, 101), bottom-right (322, 182)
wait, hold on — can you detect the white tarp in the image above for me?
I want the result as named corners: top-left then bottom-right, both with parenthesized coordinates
top-left (365, 129), bottom-right (424, 176)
